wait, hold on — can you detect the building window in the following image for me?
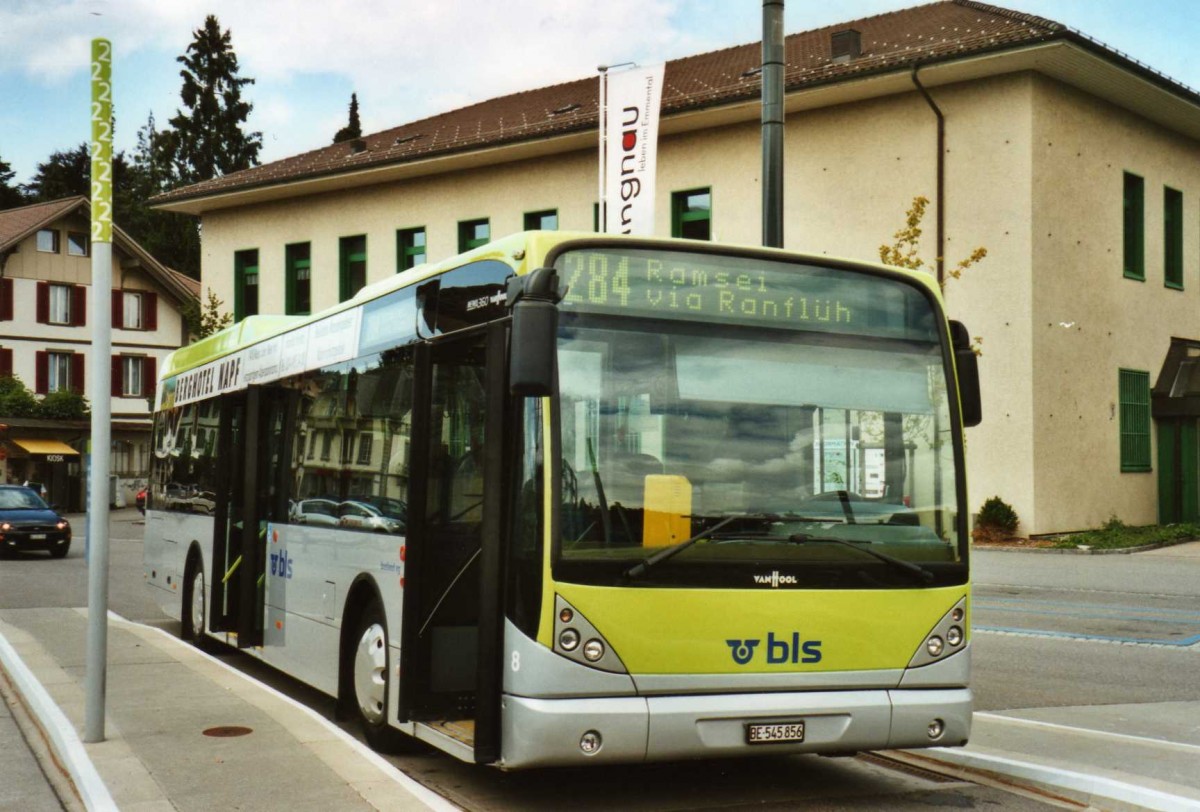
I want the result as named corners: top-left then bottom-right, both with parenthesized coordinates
top-left (113, 290), bottom-right (157, 331)
top-left (1118, 369), bottom-right (1151, 472)
top-left (67, 232), bottom-right (89, 257)
top-left (320, 432), bottom-right (332, 461)
top-left (115, 355), bottom-right (154, 395)
top-left (524, 209), bottom-right (558, 231)
top-left (47, 352), bottom-right (72, 393)
top-left (1164, 186), bottom-right (1183, 290)
top-left (1123, 172), bottom-right (1144, 281)
top-left (458, 219), bottom-right (489, 252)
top-left (340, 235), bottom-right (367, 302)
top-left (234, 249), bottom-right (259, 321)
top-left (672, 188), bottom-right (712, 240)
top-left (396, 228), bottom-right (426, 272)
top-left (357, 433), bottom-right (373, 465)
top-left (594, 202), bottom-right (600, 232)
top-left (49, 284), bottom-right (71, 324)
top-left (36, 229), bottom-right (59, 253)
top-left (286, 242), bottom-right (312, 315)
top-left (124, 291), bottom-right (143, 329)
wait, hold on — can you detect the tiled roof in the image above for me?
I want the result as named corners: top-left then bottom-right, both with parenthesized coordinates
top-left (0, 196), bottom-right (197, 304)
top-left (0, 197), bottom-right (85, 251)
top-left (151, 0), bottom-right (1190, 207)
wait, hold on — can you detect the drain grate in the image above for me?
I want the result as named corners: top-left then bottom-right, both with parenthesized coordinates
top-left (202, 725), bottom-right (254, 738)
top-left (857, 751), bottom-right (959, 783)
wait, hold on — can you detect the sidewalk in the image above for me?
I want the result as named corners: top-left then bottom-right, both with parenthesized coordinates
top-left (0, 607), bottom-right (453, 811)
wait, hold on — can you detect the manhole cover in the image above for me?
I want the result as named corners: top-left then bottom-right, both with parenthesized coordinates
top-left (202, 726), bottom-right (254, 738)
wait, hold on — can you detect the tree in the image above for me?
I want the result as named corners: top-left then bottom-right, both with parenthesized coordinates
top-left (160, 15), bottom-right (262, 185)
top-left (37, 390), bottom-right (90, 420)
top-left (0, 154), bottom-right (26, 209)
top-left (879, 195), bottom-right (985, 354)
top-left (20, 142), bottom-right (132, 206)
top-left (181, 288), bottom-right (234, 339)
top-left (124, 113), bottom-right (201, 276)
top-left (333, 93), bottom-right (363, 143)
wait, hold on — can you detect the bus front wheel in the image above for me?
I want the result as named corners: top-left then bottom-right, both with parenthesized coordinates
top-left (182, 556), bottom-right (209, 650)
top-left (351, 599), bottom-right (402, 751)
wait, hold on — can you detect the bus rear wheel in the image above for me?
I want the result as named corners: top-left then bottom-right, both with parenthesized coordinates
top-left (351, 599), bottom-right (402, 751)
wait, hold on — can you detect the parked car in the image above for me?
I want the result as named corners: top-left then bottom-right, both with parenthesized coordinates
top-left (337, 500), bottom-right (404, 534)
top-left (0, 485), bottom-right (72, 558)
top-left (290, 498), bottom-right (340, 527)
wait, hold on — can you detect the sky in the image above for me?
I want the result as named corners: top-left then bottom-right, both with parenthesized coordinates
top-left (1, 0), bottom-right (1198, 187)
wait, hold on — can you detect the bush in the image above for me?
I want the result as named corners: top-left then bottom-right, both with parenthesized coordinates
top-left (977, 496), bottom-right (1019, 534)
top-left (0, 376), bottom-right (38, 417)
top-left (37, 390), bottom-right (90, 420)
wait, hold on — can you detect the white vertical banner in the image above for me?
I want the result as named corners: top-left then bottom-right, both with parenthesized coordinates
top-left (603, 63), bottom-right (665, 235)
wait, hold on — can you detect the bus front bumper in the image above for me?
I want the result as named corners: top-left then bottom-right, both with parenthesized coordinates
top-left (499, 687), bottom-right (971, 769)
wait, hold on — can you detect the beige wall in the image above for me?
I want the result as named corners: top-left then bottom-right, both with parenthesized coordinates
top-left (199, 70), bottom-right (1200, 535)
top-left (1030, 76), bottom-right (1200, 532)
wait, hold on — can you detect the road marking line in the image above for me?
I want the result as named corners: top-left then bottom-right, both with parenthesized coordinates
top-left (975, 625), bottom-right (1200, 647)
top-left (976, 713), bottom-right (1200, 755)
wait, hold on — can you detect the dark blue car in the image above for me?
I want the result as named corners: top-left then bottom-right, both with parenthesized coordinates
top-left (0, 485), bottom-right (71, 558)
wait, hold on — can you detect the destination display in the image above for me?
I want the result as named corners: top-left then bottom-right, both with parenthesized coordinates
top-left (555, 248), bottom-right (939, 341)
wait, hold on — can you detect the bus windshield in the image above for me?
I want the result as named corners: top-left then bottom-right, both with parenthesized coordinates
top-left (551, 247), bottom-right (964, 589)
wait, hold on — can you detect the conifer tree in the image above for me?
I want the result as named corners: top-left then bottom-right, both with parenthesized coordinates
top-left (333, 93), bottom-right (363, 143)
top-left (160, 15), bottom-right (261, 184)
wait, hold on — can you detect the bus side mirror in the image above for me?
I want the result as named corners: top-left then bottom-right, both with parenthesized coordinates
top-left (949, 320), bottom-right (982, 427)
top-left (508, 268), bottom-right (561, 397)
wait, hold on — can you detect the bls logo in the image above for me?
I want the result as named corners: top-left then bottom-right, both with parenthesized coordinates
top-left (725, 632), bottom-right (822, 665)
top-left (269, 551), bottom-right (293, 579)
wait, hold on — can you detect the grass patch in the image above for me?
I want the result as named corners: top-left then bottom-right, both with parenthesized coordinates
top-left (1048, 518), bottom-right (1200, 550)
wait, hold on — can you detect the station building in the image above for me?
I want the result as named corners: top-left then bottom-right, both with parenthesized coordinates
top-left (153, 0), bottom-right (1200, 535)
top-left (0, 196), bottom-right (197, 508)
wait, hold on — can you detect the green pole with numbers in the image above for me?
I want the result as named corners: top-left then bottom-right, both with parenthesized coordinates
top-left (84, 36), bottom-right (113, 744)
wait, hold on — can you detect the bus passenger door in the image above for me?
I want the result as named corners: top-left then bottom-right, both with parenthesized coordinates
top-left (401, 323), bottom-right (507, 760)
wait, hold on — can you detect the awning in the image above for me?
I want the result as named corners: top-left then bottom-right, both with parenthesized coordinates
top-left (12, 439), bottom-right (80, 456)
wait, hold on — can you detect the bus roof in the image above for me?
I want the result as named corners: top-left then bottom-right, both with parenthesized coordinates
top-left (158, 230), bottom-right (943, 384)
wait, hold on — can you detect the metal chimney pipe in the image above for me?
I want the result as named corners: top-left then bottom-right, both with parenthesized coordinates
top-left (762, 0), bottom-right (785, 248)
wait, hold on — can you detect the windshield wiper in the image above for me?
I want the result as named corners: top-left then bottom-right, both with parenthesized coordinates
top-left (788, 533), bottom-right (934, 583)
top-left (624, 515), bottom-right (739, 579)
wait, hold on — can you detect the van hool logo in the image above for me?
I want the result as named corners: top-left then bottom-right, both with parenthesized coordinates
top-left (726, 633), bottom-right (823, 665)
top-left (754, 570), bottom-right (797, 587)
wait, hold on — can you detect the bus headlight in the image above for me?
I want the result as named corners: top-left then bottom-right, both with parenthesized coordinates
top-left (908, 597), bottom-right (968, 668)
top-left (553, 595), bottom-right (628, 674)
top-left (580, 730), bottom-right (602, 755)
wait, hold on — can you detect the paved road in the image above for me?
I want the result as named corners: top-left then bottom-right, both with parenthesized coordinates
top-left (1, 510), bottom-right (1067, 811)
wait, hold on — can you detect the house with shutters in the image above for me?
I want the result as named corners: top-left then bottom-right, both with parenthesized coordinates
top-left (0, 196), bottom-right (197, 509)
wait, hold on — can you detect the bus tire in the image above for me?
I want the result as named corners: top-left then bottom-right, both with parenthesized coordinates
top-left (182, 554), bottom-right (210, 651)
top-left (350, 598), bottom-right (403, 752)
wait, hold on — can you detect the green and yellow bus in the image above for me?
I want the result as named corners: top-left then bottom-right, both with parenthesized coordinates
top-left (144, 232), bottom-right (980, 768)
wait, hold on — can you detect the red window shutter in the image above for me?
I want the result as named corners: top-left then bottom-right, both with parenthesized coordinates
top-left (71, 353), bottom-right (84, 394)
top-left (35, 351), bottom-right (48, 394)
top-left (36, 282), bottom-right (49, 324)
top-left (0, 278), bottom-right (12, 321)
top-left (72, 285), bottom-right (87, 327)
top-left (0, 348), bottom-right (12, 378)
top-left (143, 356), bottom-right (157, 397)
top-left (112, 290), bottom-right (123, 328)
top-left (144, 292), bottom-right (158, 331)
top-left (111, 355), bottom-right (123, 397)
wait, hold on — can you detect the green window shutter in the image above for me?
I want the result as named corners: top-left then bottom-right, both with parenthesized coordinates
top-left (1123, 172), bottom-right (1144, 281)
top-left (234, 249), bottom-right (259, 322)
top-left (285, 242), bottom-right (311, 315)
top-left (1118, 368), bottom-right (1152, 472)
top-left (339, 235), bottom-right (367, 302)
top-left (1164, 186), bottom-right (1183, 289)
top-left (672, 188), bottom-right (712, 240)
top-left (458, 219), bottom-right (490, 252)
top-left (396, 227), bottom-right (426, 272)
